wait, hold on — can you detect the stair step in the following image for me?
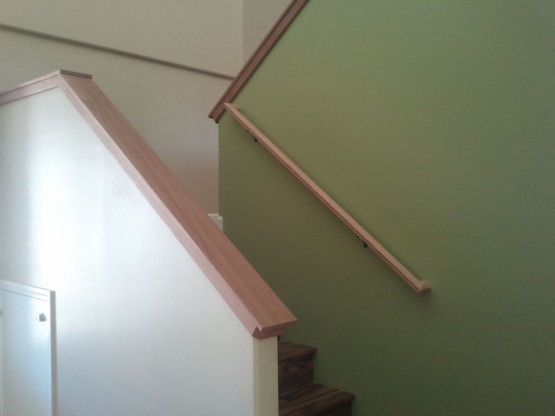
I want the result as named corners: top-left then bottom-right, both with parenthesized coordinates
top-left (278, 341), bottom-right (317, 395)
top-left (279, 383), bottom-right (355, 416)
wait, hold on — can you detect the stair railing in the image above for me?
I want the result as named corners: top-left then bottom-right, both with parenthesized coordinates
top-left (224, 103), bottom-right (430, 293)
top-left (0, 71), bottom-right (297, 338)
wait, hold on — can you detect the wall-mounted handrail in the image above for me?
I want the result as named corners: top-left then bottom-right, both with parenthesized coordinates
top-left (0, 71), bottom-right (296, 338)
top-left (224, 103), bottom-right (430, 293)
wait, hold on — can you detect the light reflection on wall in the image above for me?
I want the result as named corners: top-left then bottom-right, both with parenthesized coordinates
top-left (24, 90), bottom-right (105, 291)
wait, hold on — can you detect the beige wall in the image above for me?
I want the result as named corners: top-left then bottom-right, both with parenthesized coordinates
top-left (243, 0), bottom-right (291, 60)
top-left (0, 0), bottom-right (243, 76)
top-left (0, 0), bottom-right (295, 212)
top-left (0, 0), bottom-right (245, 213)
top-left (0, 28), bottom-right (229, 212)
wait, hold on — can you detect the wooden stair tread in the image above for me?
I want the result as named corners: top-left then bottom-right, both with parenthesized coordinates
top-left (278, 341), bottom-right (318, 395)
top-left (278, 341), bottom-right (355, 415)
top-left (279, 383), bottom-right (355, 416)
top-left (279, 341), bottom-right (317, 361)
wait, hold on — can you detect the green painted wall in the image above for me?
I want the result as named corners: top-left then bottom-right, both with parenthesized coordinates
top-left (219, 1), bottom-right (555, 414)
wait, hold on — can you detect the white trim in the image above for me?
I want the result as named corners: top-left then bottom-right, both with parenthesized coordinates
top-left (208, 214), bottom-right (224, 231)
top-left (0, 280), bottom-right (52, 302)
top-left (253, 337), bottom-right (279, 416)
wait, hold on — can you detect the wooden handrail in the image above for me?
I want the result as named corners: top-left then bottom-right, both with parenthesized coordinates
top-left (224, 103), bottom-right (431, 293)
top-left (0, 71), bottom-right (296, 338)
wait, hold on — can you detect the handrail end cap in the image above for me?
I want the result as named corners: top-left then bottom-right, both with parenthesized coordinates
top-left (418, 281), bottom-right (432, 293)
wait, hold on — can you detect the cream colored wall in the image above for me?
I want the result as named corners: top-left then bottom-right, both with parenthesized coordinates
top-left (0, 0), bottom-right (244, 214)
top-left (243, 0), bottom-right (291, 60)
top-left (0, 28), bottom-right (228, 212)
top-left (0, 0), bottom-right (297, 213)
top-left (0, 0), bottom-right (243, 76)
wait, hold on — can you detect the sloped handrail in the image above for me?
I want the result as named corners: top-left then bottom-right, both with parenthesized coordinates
top-left (224, 103), bottom-right (430, 293)
top-left (0, 71), bottom-right (296, 338)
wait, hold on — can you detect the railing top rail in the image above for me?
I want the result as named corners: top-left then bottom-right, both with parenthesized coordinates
top-left (224, 103), bottom-right (430, 294)
top-left (0, 70), bottom-right (91, 105)
top-left (0, 71), bottom-right (296, 338)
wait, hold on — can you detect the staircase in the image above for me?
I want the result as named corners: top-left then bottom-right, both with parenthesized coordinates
top-left (278, 341), bottom-right (355, 415)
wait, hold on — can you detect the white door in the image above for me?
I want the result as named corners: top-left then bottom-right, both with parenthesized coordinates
top-left (0, 281), bottom-right (55, 416)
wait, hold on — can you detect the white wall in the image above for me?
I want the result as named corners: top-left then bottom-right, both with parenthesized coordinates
top-left (0, 88), bottom-right (277, 416)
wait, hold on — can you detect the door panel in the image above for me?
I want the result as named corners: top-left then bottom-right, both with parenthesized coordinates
top-left (0, 281), bottom-right (55, 416)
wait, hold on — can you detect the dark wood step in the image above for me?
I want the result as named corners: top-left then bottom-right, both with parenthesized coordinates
top-left (279, 383), bottom-right (355, 416)
top-left (278, 341), bottom-right (317, 395)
